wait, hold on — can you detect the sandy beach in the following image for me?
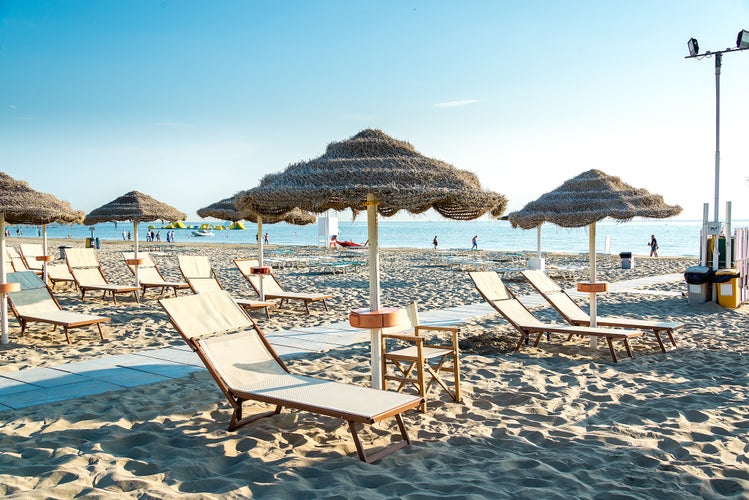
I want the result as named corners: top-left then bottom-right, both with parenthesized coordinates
top-left (1, 239), bottom-right (747, 498)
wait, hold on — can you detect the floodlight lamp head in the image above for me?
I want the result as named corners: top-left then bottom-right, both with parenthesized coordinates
top-left (688, 38), bottom-right (699, 56)
top-left (737, 29), bottom-right (749, 49)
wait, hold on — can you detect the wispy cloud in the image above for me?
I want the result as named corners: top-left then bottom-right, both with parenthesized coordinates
top-left (8, 104), bottom-right (17, 109)
top-left (435, 99), bottom-right (479, 109)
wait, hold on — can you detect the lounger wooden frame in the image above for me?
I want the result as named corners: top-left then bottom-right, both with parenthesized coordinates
top-left (160, 291), bottom-right (423, 463)
top-left (6, 271), bottom-right (110, 344)
top-left (381, 302), bottom-right (462, 412)
top-left (234, 258), bottom-right (333, 314)
top-left (123, 252), bottom-right (190, 298)
top-left (65, 248), bottom-right (140, 305)
top-left (469, 271), bottom-right (645, 363)
top-left (521, 269), bottom-right (682, 353)
top-left (177, 255), bottom-right (274, 318)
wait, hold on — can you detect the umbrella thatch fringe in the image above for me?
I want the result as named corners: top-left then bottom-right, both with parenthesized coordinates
top-left (0, 172), bottom-right (84, 225)
top-left (237, 129), bottom-right (507, 220)
top-left (198, 194), bottom-right (315, 225)
top-left (83, 191), bottom-right (186, 224)
top-left (507, 169), bottom-right (682, 229)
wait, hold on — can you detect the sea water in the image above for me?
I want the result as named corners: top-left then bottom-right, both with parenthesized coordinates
top-left (11, 218), bottom-right (747, 258)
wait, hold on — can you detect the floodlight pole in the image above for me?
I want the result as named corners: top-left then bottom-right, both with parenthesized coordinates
top-left (686, 43), bottom-right (748, 272)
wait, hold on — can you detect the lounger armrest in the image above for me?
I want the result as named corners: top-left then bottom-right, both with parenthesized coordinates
top-left (414, 325), bottom-right (459, 333)
top-left (381, 333), bottom-right (424, 343)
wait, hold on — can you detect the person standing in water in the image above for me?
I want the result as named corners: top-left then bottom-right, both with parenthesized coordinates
top-left (432, 235), bottom-right (438, 249)
top-left (471, 235), bottom-right (478, 250)
top-left (648, 234), bottom-right (659, 257)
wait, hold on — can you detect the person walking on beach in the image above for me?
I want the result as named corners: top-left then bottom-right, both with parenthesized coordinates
top-left (471, 235), bottom-right (478, 250)
top-left (648, 234), bottom-right (659, 257)
top-left (264, 233), bottom-right (269, 244)
top-left (433, 235), bottom-right (438, 249)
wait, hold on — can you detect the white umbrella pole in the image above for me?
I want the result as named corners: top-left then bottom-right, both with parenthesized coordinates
top-left (134, 221), bottom-right (140, 288)
top-left (1, 213), bottom-right (8, 344)
top-left (536, 225), bottom-right (542, 258)
top-left (367, 193), bottom-right (382, 389)
top-left (42, 225), bottom-right (49, 284)
top-left (589, 222), bottom-right (598, 348)
top-left (258, 217), bottom-right (264, 301)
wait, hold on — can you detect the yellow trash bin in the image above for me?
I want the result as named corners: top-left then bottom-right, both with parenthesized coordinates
top-left (715, 268), bottom-right (740, 308)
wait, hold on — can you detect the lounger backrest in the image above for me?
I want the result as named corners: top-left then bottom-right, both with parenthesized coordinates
top-left (178, 255), bottom-right (222, 292)
top-left (160, 289), bottom-right (255, 339)
top-left (6, 247), bottom-right (28, 272)
top-left (123, 252), bottom-right (156, 270)
top-left (20, 243), bottom-right (44, 271)
top-left (178, 255), bottom-right (213, 279)
top-left (469, 271), bottom-right (545, 328)
top-left (522, 270), bottom-right (590, 324)
top-left (6, 271), bottom-right (60, 315)
top-left (235, 259), bottom-right (285, 295)
top-left (521, 270), bottom-right (560, 294)
top-left (123, 252), bottom-right (164, 283)
top-left (47, 263), bottom-right (75, 282)
top-left (73, 268), bottom-right (108, 285)
top-left (65, 248), bottom-right (100, 269)
top-left (468, 272), bottom-right (512, 302)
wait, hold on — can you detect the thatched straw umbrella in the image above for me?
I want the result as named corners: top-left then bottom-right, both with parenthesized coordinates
top-left (198, 194), bottom-right (316, 300)
top-left (508, 169), bottom-right (682, 331)
top-left (84, 191), bottom-right (186, 287)
top-left (0, 172), bottom-right (84, 344)
top-left (236, 129), bottom-right (507, 388)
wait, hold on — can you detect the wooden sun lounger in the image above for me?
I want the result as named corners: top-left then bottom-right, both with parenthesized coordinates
top-left (6, 247), bottom-right (34, 273)
top-left (469, 271), bottom-right (645, 363)
top-left (234, 258), bottom-right (333, 314)
top-left (6, 271), bottom-right (110, 344)
top-left (177, 255), bottom-right (274, 318)
top-left (521, 269), bottom-right (682, 353)
top-left (47, 263), bottom-right (77, 290)
top-left (123, 252), bottom-right (190, 297)
top-left (159, 290), bottom-right (423, 463)
top-left (64, 248), bottom-right (140, 305)
top-left (19, 243), bottom-right (45, 274)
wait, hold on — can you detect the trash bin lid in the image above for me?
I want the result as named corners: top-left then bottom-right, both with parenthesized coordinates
top-left (715, 268), bottom-right (739, 276)
top-left (685, 266), bottom-right (710, 274)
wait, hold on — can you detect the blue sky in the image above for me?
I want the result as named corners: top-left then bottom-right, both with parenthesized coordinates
top-left (2, 1), bottom-right (749, 222)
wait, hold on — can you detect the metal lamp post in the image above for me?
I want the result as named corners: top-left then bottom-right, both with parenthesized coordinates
top-left (686, 30), bottom-right (749, 274)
